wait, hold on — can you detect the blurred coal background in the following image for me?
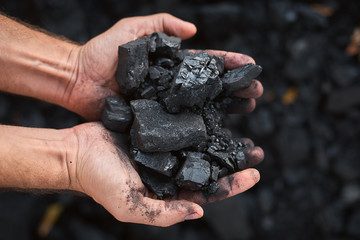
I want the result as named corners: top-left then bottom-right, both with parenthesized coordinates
top-left (1, 0), bottom-right (360, 239)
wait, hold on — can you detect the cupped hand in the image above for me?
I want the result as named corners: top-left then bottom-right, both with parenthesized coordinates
top-left (65, 13), bottom-right (197, 120)
top-left (64, 13), bottom-right (263, 120)
top-left (69, 122), bottom-right (263, 226)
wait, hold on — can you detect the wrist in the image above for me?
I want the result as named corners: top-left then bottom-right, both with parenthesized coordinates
top-left (61, 126), bottom-right (84, 193)
top-left (0, 125), bottom-right (78, 191)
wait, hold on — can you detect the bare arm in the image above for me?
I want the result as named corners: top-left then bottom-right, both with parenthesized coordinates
top-left (0, 124), bottom-right (78, 191)
top-left (0, 14), bottom-right (79, 112)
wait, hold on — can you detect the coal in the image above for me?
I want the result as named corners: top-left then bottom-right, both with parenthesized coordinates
top-left (149, 32), bottom-right (181, 58)
top-left (130, 99), bottom-right (207, 152)
top-left (207, 147), bottom-right (236, 172)
top-left (105, 32), bottom-right (260, 198)
top-left (176, 153), bottom-right (211, 191)
top-left (221, 63), bottom-right (262, 91)
top-left (139, 168), bottom-right (178, 199)
top-left (163, 51), bottom-right (223, 113)
top-left (210, 165), bottom-right (220, 182)
top-left (207, 181), bottom-right (220, 194)
top-left (140, 86), bottom-right (157, 99)
top-left (101, 97), bottom-right (133, 132)
top-left (132, 150), bottom-right (178, 177)
top-left (155, 58), bottom-right (175, 68)
top-left (116, 36), bottom-right (149, 95)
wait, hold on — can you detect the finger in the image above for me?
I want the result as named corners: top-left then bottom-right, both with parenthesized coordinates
top-left (178, 168), bottom-right (260, 205)
top-left (227, 98), bottom-right (256, 114)
top-left (123, 196), bottom-right (204, 226)
top-left (236, 145), bottom-right (264, 170)
top-left (198, 50), bottom-right (255, 69)
top-left (131, 13), bottom-right (197, 40)
top-left (244, 146), bottom-right (264, 168)
top-left (239, 138), bottom-right (254, 148)
top-left (232, 80), bottom-right (264, 99)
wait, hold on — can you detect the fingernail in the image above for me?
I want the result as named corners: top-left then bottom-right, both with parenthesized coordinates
top-left (185, 213), bottom-right (201, 221)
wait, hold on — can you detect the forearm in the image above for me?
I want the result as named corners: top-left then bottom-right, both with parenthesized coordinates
top-left (0, 14), bottom-right (80, 106)
top-left (0, 125), bottom-right (77, 190)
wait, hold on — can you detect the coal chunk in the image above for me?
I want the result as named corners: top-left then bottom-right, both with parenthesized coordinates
top-left (132, 150), bottom-right (179, 177)
top-left (164, 51), bottom-right (223, 113)
top-left (101, 97), bottom-right (133, 132)
top-left (221, 63), bottom-right (262, 91)
top-left (210, 165), bottom-right (220, 182)
top-left (116, 36), bottom-right (149, 95)
top-left (207, 181), bottom-right (220, 194)
top-left (149, 32), bottom-right (181, 58)
top-left (140, 86), bottom-right (157, 99)
top-left (155, 58), bottom-right (175, 68)
top-left (207, 147), bottom-right (236, 172)
top-left (176, 153), bottom-right (211, 191)
top-left (130, 99), bottom-right (207, 152)
top-left (139, 168), bottom-right (177, 199)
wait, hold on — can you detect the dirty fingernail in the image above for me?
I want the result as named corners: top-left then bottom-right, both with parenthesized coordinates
top-left (185, 213), bottom-right (201, 221)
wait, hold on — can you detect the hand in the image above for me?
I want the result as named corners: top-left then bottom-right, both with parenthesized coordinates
top-left (63, 13), bottom-right (263, 120)
top-left (64, 13), bottom-right (197, 120)
top-left (69, 122), bottom-right (262, 226)
top-left (191, 49), bottom-right (264, 114)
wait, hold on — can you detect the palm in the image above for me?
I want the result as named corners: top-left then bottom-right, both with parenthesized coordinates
top-left (72, 123), bottom-right (262, 226)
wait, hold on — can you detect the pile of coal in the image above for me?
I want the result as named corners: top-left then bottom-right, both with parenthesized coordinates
top-left (101, 32), bottom-right (262, 199)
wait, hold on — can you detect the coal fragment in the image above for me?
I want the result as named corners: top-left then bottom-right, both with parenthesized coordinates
top-left (130, 99), bottom-right (207, 152)
top-left (140, 86), bottom-right (157, 99)
top-left (132, 150), bottom-right (179, 177)
top-left (148, 66), bottom-right (161, 80)
top-left (116, 36), bottom-right (149, 95)
top-left (218, 167), bottom-right (229, 178)
top-left (176, 153), bottom-right (211, 191)
top-left (221, 63), bottom-right (262, 91)
top-left (155, 58), bottom-right (175, 68)
top-left (164, 51), bottom-right (223, 113)
top-left (210, 55), bottom-right (225, 76)
top-left (235, 151), bottom-right (247, 170)
top-left (210, 165), bottom-right (220, 182)
top-left (149, 32), bottom-right (181, 58)
top-left (207, 181), bottom-right (220, 194)
top-left (101, 97), bottom-right (133, 132)
top-left (139, 168), bottom-right (177, 199)
top-left (207, 147), bottom-right (236, 172)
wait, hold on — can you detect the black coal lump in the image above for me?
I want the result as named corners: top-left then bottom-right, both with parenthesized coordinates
top-left (132, 150), bottom-right (179, 177)
top-left (116, 36), bottom-right (149, 95)
top-left (149, 32), bottom-right (181, 58)
top-left (176, 152), bottom-right (211, 191)
top-left (221, 63), bottom-right (262, 91)
top-left (101, 97), bottom-right (133, 132)
top-left (163, 51), bottom-right (223, 113)
top-left (207, 147), bottom-right (236, 173)
top-left (130, 99), bottom-right (207, 152)
top-left (139, 168), bottom-right (178, 199)
top-left (210, 165), bottom-right (220, 182)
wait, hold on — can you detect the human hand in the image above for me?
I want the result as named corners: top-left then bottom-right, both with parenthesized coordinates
top-left (63, 13), bottom-right (197, 120)
top-left (63, 13), bottom-right (262, 120)
top-left (68, 122), bottom-right (262, 226)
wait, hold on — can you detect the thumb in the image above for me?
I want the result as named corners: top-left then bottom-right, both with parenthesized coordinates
top-left (124, 13), bottom-right (197, 40)
top-left (124, 197), bottom-right (204, 227)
